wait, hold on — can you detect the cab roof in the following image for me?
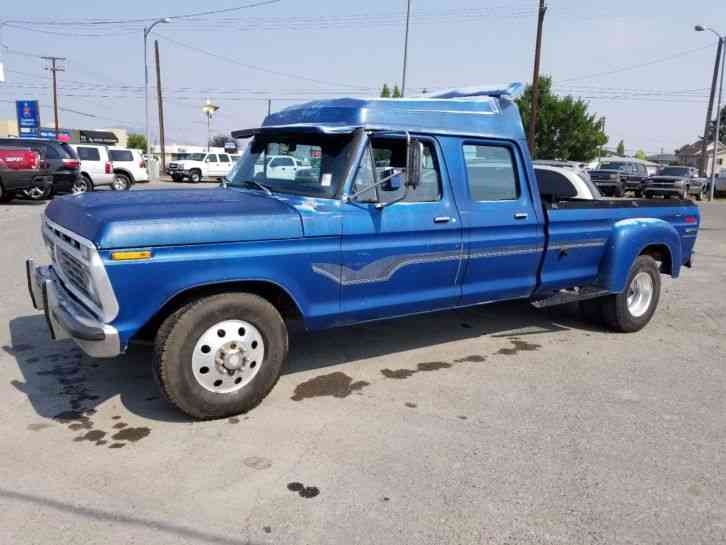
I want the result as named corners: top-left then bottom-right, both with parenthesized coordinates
top-left (232, 83), bottom-right (526, 142)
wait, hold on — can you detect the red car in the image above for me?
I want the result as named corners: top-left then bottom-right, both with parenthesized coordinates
top-left (0, 148), bottom-right (54, 203)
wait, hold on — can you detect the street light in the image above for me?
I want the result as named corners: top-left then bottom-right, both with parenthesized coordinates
top-left (144, 17), bottom-right (172, 160)
top-left (202, 98), bottom-right (219, 152)
top-left (695, 24), bottom-right (725, 201)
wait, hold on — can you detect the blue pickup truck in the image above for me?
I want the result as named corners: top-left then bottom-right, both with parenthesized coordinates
top-left (26, 84), bottom-right (700, 419)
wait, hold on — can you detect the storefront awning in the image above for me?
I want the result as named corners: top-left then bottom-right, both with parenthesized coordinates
top-left (79, 130), bottom-right (118, 145)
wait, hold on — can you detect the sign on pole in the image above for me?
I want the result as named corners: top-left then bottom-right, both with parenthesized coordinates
top-left (16, 100), bottom-right (41, 137)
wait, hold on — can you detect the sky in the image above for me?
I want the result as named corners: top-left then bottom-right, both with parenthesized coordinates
top-left (0, 0), bottom-right (725, 155)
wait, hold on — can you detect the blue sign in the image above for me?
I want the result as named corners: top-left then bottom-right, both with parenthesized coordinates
top-left (39, 127), bottom-right (71, 140)
top-left (16, 100), bottom-right (41, 137)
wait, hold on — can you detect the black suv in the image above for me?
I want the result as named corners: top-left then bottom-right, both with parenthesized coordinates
top-left (0, 138), bottom-right (82, 200)
top-left (591, 161), bottom-right (649, 197)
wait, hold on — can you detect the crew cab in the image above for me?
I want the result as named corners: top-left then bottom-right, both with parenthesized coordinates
top-left (643, 166), bottom-right (709, 201)
top-left (26, 84), bottom-right (700, 420)
top-left (0, 148), bottom-right (53, 203)
top-left (167, 152), bottom-right (234, 183)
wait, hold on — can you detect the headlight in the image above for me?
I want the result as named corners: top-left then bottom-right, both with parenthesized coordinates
top-left (609, 173), bottom-right (618, 180)
top-left (673, 179), bottom-right (685, 186)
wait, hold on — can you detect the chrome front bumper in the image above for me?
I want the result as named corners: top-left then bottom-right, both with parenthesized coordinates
top-left (26, 259), bottom-right (121, 358)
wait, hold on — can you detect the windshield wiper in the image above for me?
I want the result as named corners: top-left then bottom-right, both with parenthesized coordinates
top-left (227, 178), bottom-right (273, 196)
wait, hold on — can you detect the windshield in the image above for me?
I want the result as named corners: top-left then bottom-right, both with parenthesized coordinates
top-left (189, 153), bottom-right (207, 161)
top-left (226, 133), bottom-right (355, 198)
top-left (660, 167), bottom-right (690, 177)
top-left (599, 162), bottom-right (629, 172)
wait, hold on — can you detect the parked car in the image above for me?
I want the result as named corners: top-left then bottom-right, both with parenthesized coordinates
top-left (588, 166), bottom-right (626, 197)
top-left (534, 164), bottom-right (601, 202)
top-left (642, 166), bottom-right (708, 201)
top-left (714, 172), bottom-right (726, 198)
top-left (27, 85), bottom-right (700, 419)
top-left (0, 148), bottom-right (53, 203)
top-left (108, 147), bottom-right (148, 187)
top-left (0, 137), bottom-right (82, 199)
top-left (167, 152), bottom-right (235, 182)
top-left (71, 144), bottom-right (130, 192)
top-left (534, 160), bottom-right (593, 183)
top-left (592, 161), bottom-right (649, 197)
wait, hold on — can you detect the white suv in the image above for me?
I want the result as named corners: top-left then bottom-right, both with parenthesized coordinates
top-left (71, 144), bottom-right (117, 192)
top-left (108, 148), bottom-right (149, 188)
top-left (167, 152), bottom-right (235, 183)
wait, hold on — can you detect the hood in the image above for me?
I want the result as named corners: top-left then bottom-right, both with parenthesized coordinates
top-left (45, 188), bottom-right (303, 249)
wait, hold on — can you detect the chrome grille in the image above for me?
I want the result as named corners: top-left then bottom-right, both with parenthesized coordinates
top-left (56, 247), bottom-right (94, 302)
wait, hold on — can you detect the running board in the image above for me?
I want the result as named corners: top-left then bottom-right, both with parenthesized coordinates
top-left (531, 287), bottom-right (610, 308)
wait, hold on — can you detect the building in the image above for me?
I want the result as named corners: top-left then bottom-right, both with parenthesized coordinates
top-left (676, 141), bottom-right (726, 176)
top-left (0, 119), bottom-right (127, 147)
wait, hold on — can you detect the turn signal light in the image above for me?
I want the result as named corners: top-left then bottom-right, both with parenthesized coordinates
top-left (685, 216), bottom-right (697, 224)
top-left (111, 250), bottom-right (152, 261)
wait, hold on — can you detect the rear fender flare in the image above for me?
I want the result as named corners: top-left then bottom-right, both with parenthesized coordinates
top-left (597, 217), bottom-right (682, 293)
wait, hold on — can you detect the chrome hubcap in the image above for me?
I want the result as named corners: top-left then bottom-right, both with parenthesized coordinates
top-left (113, 177), bottom-right (127, 190)
top-left (192, 320), bottom-right (265, 394)
top-left (626, 272), bottom-right (654, 318)
top-left (72, 180), bottom-right (88, 193)
top-left (26, 186), bottom-right (45, 199)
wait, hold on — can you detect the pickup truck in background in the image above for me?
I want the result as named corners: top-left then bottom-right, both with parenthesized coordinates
top-left (167, 152), bottom-right (235, 182)
top-left (643, 166), bottom-right (709, 201)
top-left (26, 84), bottom-right (700, 419)
top-left (0, 148), bottom-right (53, 203)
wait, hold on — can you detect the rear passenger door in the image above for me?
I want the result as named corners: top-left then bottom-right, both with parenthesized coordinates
top-left (75, 146), bottom-right (103, 182)
top-left (218, 153), bottom-right (232, 175)
top-left (204, 154), bottom-right (219, 177)
top-left (448, 139), bottom-right (545, 305)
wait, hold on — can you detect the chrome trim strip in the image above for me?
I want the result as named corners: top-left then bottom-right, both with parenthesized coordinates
top-left (547, 239), bottom-right (608, 251)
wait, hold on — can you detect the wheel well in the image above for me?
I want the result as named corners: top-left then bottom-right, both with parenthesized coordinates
top-left (640, 244), bottom-right (673, 275)
top-left (113, 168), bottom-right (134, 182)
top-left (135, 280), bottom-right (304, 341)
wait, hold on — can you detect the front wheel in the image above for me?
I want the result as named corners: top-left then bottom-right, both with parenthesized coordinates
top-left (0, 184), bottom-right (13, 203)
top-left (615, 185), bottom-right (625, 198)
top-left (189, 169), bottom-right (202, 183)
top-left (111, 173), bottom-right (131, 191)
top-left (153, 293), bottom-right (288, 420)
top-left (72, 176), bottom-right (94, 194)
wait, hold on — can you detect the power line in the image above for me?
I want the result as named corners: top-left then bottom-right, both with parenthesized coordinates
top-left (156, 33), bottom-right (371, 90)
top-left (561, 44), bottom-right (715, 82)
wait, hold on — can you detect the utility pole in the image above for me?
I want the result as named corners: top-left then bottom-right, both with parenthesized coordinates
top-left (154, 40), bottom-right (167, 173)
top-left (267, 98), bottom-right (271, 116)
top-left (400, 0), bottom-right (412, 97)
top-left (709, 41), bottom-right (725, 201)
top-left (699, 37), bottom-right (723, 177)
top-left (527, 0), bottom-right (547, 157)
top-left (41, 56), bottom-right (66, 138)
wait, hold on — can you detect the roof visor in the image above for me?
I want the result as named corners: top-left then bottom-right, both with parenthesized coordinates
top-left (421, 83), bottom-right (525, 100)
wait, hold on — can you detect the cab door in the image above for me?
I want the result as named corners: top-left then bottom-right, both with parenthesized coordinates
top-left (338, 136), bottom-right (462, 324)
top-left (442, 138), bottom-right (544, 305)
top-left (204, 154), bottom-right (219, 177)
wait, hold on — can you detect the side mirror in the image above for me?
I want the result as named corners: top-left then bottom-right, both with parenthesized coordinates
top-left (406, 139), bottom-right (423, 189)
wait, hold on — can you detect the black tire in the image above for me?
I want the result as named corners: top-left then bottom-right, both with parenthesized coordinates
top-left (578, 298), bottom-right (605, 326)
top-left (171, 174), bottom-right (182, 183)
top-left (601, 255), bottom-right (661, 333)
top-left (633, 190), bottom-right (642, 199)
top-left (153, 293), bottom-right (289, 420)
top-left (111, 173), bottom-right (131, 191)
top-left (0, 183), bottom-right (13, 203)
top-left (615, 184), bottom-right (625, 198)
top-left (23, 185), bottom-right (52, 201)
top-left (72, 175), bottom-right (94, 194)
top-left (189, 169), bottom-right (202, 183)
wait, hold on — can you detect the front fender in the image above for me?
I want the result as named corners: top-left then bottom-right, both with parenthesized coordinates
top-left (597, 217), bottom-right (682, 293)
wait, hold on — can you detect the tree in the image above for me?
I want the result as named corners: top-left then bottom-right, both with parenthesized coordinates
top-left (634, 149), bottom-right (647, 160)
top-left (380, 84), bottom-right (391, 98)
top-left (516, 76), bottom-right (608, 161)
top-left (616, 140), bottom-right (626, 156)
top-left (392, 85), bottom-right (402, 98)
top-left (126, 133), bottom-right (147, 151)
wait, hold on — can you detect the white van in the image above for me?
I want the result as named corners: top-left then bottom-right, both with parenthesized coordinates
top-left (71, 144), bottom-right (117, 192)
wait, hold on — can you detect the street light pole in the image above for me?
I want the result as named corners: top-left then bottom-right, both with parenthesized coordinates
top-left (695, 25), bottom-right (725, 201)
top-left (144, 17), bottom-right (171, 158)
top-left (202, 99), bottom-right (219, 152)
top-left (710, 41), bottom-right (725, 201)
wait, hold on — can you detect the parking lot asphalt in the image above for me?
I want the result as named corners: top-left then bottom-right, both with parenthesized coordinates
top-left (1, 184), bottom-right (725, 545)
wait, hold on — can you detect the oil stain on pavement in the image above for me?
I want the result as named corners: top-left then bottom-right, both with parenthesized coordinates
top-left (496, 338), bottom-right (541, 355)
top-left (287, 482), bottom-right (320, 498)
top-left (291, 372), bottom-right (369, 401)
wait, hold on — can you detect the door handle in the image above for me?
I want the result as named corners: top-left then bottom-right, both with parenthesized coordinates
top-left (513, 212), bottom-right (528, 220)
top-left (434, 216), bottom-right (452, 224)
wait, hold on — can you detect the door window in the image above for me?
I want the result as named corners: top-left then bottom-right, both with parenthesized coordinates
top-left (218, 154), bottom-right (230, 163)
top-left (109, 150), bottom-right (133, 162)
top-left (205, 154), bottom-right (218, 163)
top-left (370, 138), bottom-right (441, 203)
top-left (77, 147), bottom-right (100, 161)
top-left (535, 169), bottom-right (577, 202)
top-left (463, 144), bottom-right (519, 201)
